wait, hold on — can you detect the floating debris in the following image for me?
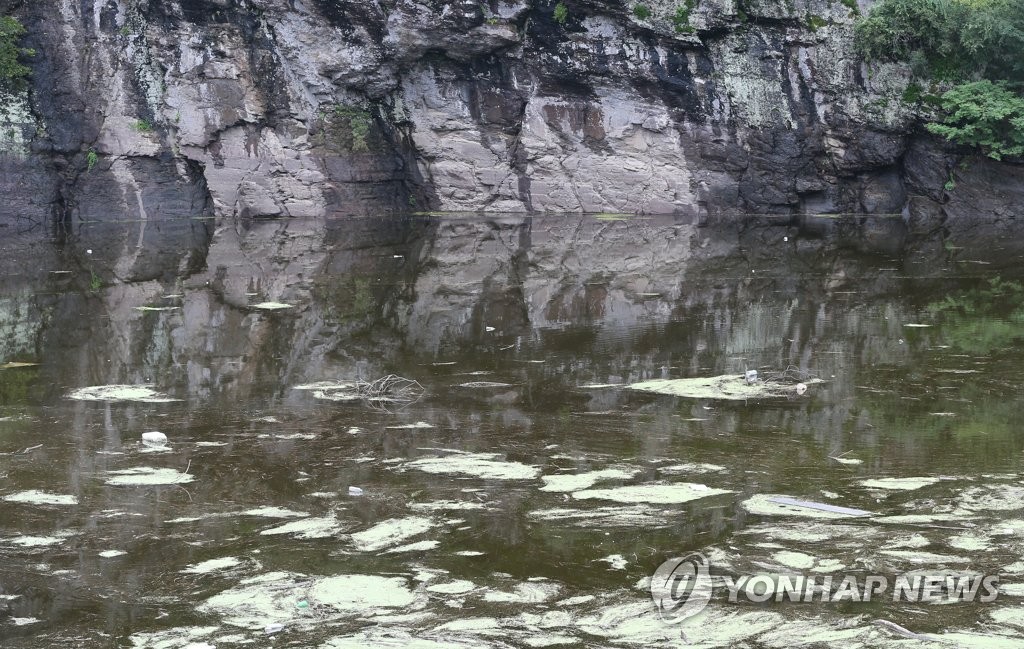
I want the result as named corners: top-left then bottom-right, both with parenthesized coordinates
top-left (258, 433), bottom-right (316, 440)
top-left (99, 550), bottom-right (127, 558)
top-left (426, 580), bottom-right (477, 594)
top-left (530, 505), bottom-right (673, 528)
top-left (385, 421), bottom-right (434, 429)
top-left (250, 302), bottom-right (294, 310)
top-left (903, 323), bottom-right (932, 328)
top-left (68, 385), bottom-right (180, 403)
top-left (599, 554), bottom-right (628, 570)
top-left (8, 535), bottom-right (67, 547)
top-left (0, 362), bottom-right (38, 369)
top-left (456, 381), bottom-right (514, 389)
top-left (766, 496), bottom-right (872, 517)
top-left (385, 540), bottom-right (440, 553)
top-left (141, 431), bottom-right (168, 448)
top-left (657, 463), bottom-right (726, 475)
top-left (877, 549), bottom-right (967, 564)
top-left (293, 381), bottom-right (357, 391)
top-left (350, 517), bottom-right (435, 552)
top-left (297, 376), bottom-right (424, 409)
top-left (742, 494), bottom-right (872, 519)
top-left (3, 490), bottom-right (79, 506)
top-left (829, 456), bottom-right (863, 466)
top-left (404, 453), bottom-right (541, 480)
top-left (348, 486), bottom-right (364, 497)
top-left (627, 374), bottom-right (821, 400)
top-left (483, 581), bottom-right (561, 604)
top-left (239, 507), bottom-right (308, 518)
top-left (182, 557), bottom-right (242, 574)
top-left (312, 390), bottom-right (361, 402)
top-left (104, 467), bottom-right (194, 486)
top-left (772, 550), bottom-right (817, 570)
top-left (572, 483), bottom-right (733, 504)
top-left (859, 477), bottom-right (941, 491)
top-left (540, 468), bottom-right (639, 493)
top-left (309, 574), bottom-right (418, 613)
top-left (198, 572), bottom-right (306, 629)
top-left (260, 515), bottom-right (343, 539)
top-left (133, 306), bottom-right (180, 312)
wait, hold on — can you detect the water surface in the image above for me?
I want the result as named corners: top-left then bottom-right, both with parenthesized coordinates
top-left (1, 213), bottom-right (1023, 647)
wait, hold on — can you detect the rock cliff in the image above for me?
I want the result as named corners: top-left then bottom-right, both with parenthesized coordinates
top-left (0, 0), bottom-right (1021, 297)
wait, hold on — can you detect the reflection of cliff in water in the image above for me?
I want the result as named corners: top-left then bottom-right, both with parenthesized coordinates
top-left (1, 213), bottom-right (1018, 401)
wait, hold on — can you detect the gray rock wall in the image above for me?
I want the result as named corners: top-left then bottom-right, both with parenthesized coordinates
top-left (0, 0), bottom-right (1020, 266)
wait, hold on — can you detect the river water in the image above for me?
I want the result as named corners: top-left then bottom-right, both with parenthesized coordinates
top-left (1, 213), bottom-right (1023, 647)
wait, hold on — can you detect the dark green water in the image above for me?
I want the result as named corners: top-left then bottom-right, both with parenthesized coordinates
top-left (1, 214), bottom-right (1023, 647)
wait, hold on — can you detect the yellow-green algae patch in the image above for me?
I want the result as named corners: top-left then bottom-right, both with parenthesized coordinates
top-left (627, 375), bottom-right (821, 400)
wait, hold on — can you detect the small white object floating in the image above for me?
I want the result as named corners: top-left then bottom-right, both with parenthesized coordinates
top-left (141, 431), bottom-right (168, 448)
top-left (264, 623), bottom-right (285, 635)
top-left (348, 486), bottom-right (364, 497)
top-left (251, 302), bottom-right (294, 311)
top-left (744, 369), bottom-right (758, 384)
top-left (795, 383), bottom-right (808, 395)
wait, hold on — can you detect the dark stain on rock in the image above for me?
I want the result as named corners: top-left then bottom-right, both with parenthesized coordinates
top-left (542, 102), bottom-right (608, 150)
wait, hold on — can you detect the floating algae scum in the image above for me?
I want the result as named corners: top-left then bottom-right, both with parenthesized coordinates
top-left (4, 215), bottom-right (1024, 647)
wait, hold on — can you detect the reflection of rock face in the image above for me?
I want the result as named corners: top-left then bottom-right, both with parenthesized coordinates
top-left (3, 0), bottom-right (1024, 229)
top-left (1, 213), bottom-right (982, 410)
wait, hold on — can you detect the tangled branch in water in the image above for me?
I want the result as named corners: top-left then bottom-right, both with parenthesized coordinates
top-left (759, 365), bottom-right (820, 385)
top-left (355, 374), bottom-right (424, 411)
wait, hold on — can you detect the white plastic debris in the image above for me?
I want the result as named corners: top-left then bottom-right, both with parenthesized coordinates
top-left (141, 431), bottom-right (168, 448)
top-left (795, 383), bottom-right (808, 395)
top-left (264, 623), bottom-right (285, 635)
top-left (348, 486), bottom-right (365, 497)
top-left (744, 369), bottom-right (758, 384)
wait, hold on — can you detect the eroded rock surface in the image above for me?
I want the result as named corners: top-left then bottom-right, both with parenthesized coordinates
top-left (0, 0), bottom-right (1020, 234)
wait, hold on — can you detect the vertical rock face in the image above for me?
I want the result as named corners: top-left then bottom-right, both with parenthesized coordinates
top-left (0, 0), bottom-right (1021, 275)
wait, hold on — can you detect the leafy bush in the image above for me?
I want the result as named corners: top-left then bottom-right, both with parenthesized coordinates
top-left (925, 80), bottom-right (1024, 160)
top-left (554, 1), bottom-right (568, 24)
top-left (672, 0), bottom-right (697, 33)
top-left (855, 0), bottom-right (1024, 82)
top-left (0, 16), bottom-right (34, 91)
top-left (633, 3), bottom-right (651, 19)
top-left (856, 0), bottom-right (1024, 158)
